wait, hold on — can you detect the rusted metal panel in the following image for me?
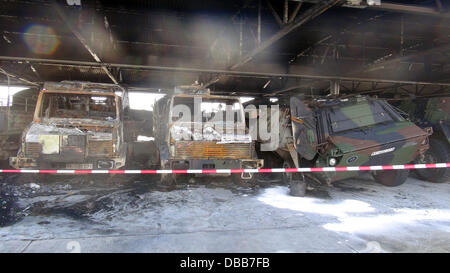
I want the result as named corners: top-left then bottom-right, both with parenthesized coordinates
top-left (25, 142), bottom-right (40, 157)
top-left (88, 141), bottom-right (114, 156)
top-left (175, 141), bottom-right (252, 159)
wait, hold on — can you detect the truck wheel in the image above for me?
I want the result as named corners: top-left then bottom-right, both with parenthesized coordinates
top-left (33, 173), bottom-right (55, 183)
top-left (415, 138), bottom-right (450, 183)
top-left (372, 169), bottom-right (409, 187)
top-left (160, 173), bottom-right (176, 186)
top-left (232, 173), bottom-right (257, 187)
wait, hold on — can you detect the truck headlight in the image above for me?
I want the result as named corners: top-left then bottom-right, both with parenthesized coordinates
top-left (329, 158), bottom-right (337, 166)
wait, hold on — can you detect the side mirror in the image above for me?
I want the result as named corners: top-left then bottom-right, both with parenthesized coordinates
top-left (123, 107), bottom-right (130, 120)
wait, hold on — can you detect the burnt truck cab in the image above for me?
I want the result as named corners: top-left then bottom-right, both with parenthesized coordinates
top-left (267, 95), bottom-right (431, 196)
top-left (152, 85), bottom-right (263, 183)
top-left (10, 81), bottom-right (128, 170)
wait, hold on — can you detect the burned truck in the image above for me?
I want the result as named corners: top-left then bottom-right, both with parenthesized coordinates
top-left (152, 85), bottom-right (263, 184)
top-left (10, 81), bottom-right (128, 170)
top-left (396, 97), bottom-right (449, 183)
top-left (261, 95), bottom-right (431, 196)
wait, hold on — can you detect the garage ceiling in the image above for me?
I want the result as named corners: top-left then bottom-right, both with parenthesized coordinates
top-left (0, 0), bottom-right (449, 98)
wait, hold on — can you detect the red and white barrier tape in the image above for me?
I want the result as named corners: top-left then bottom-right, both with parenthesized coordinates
top-left (0, 163), bottom-right (449, 174)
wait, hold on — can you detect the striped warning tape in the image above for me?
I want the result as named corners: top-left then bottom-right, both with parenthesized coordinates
top-left (0, 163), bottom-right (448, 174)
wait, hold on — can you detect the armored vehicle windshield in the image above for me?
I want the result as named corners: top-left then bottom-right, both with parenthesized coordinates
top-left (322, 99), bottom-right (404, 134)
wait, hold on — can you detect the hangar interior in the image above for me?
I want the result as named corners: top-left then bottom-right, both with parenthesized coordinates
top-left (0, 0), bottom-right (449, 254)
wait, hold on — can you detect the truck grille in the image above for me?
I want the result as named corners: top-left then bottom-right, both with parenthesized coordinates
top-left (25, 143), bottom-right (40, 156)
top-left (175, 141), bottom-right (252, 159)
top-left (88, 141), bottom-right (113, 156)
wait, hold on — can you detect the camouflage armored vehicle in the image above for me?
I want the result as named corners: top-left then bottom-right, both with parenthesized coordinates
top-left (10, 81), bottom-right (128, 170)
top-left (0, 89), bottom-right (35, 162)
top-left (152, 85), bottom-right (263, 184)
top-left (260, 95), bottom-right (431, 196)
top-left (396, 97), bottom-right (449, 183)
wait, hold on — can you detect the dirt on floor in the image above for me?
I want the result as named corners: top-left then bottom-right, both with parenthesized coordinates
top-left (0, 171), bottom-right (449, 253)
top-left (0, 173), bottom-right (274, 227)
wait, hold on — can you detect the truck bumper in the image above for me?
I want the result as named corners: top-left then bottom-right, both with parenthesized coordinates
top-left (168, 158), bottom-right (264, 170)
top-left (9, 156), bottom-right (37, 169)
top-left (9, 156), bottom-right (126, 170)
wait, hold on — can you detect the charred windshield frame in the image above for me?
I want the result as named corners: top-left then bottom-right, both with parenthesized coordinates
top-left (36, 91), bottom-right (119, 122)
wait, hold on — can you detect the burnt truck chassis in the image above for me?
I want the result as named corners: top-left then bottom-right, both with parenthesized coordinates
top-left (10, 82), bottom-right (127, 170)
top-left (152, 90), bottom-right (263, 184)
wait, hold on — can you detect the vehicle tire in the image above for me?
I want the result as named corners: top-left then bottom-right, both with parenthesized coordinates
top-left (372, 169), bottom-right (409, 187)
top-left (281, 160), bottom-right (307, 197)
top-left (415, 138), bottom-right (450, 183)
top-left (289, 180), bottom-right (306, 197)
top-left (95, 173), bottom-right (125, 185)
top-left (159, 173), bottom-right (176, 186)
top-left (33, 173), bottom-right (55, 183)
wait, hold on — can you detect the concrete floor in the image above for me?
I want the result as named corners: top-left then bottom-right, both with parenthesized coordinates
top-left (0, 173), bottom-right (449, 253)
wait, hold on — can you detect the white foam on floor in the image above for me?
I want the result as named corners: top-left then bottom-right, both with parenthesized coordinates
top-left (257, 186), bottom-right (375, 218)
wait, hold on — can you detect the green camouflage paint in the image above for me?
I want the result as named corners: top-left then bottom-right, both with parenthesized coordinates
top-left (397, 97), bottom-right (449, 144)
top-left (282, 96), bottom-right (430, 184)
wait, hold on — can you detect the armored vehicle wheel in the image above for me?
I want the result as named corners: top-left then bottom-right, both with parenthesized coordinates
top-left (372, 169), bottom-right (409, 187)
top-left (289, 180), bottom-right (306, 197)
top-left (415, 138), bottom-right (450, 183)
top-left (282, 160), bottom-right (306, 197)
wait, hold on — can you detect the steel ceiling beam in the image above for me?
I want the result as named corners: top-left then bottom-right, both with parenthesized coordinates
top-left (53, 2), bottom-right (120, 85)
top-left (297, 0), bottom-right (450, 18)
top-left (283, 0), bottom-right (289, 24)
top-left (288, 1), bottom-right (303, 23)
top-left (1, 55), bottom-right (450, 88)
top-left (202, 0), bottom-right (345, 88)
top-left (208, 0), bottom-right (254, 58)
top-left (0, 66), bottom-right (39, 86)
top-left (364, 44), bottom-right (450, 72)
top-left (230, 0), bottom-right (344, 70)
top-left (369, 2), bottom-right (450, 18)
top-left (276, 43), bottom-right (450, 96)
top-left (266, 0), bottom-right (284, 27)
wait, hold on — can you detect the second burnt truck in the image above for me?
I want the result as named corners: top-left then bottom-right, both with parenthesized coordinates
top-left (10, 81), bottom-right (128, 170)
